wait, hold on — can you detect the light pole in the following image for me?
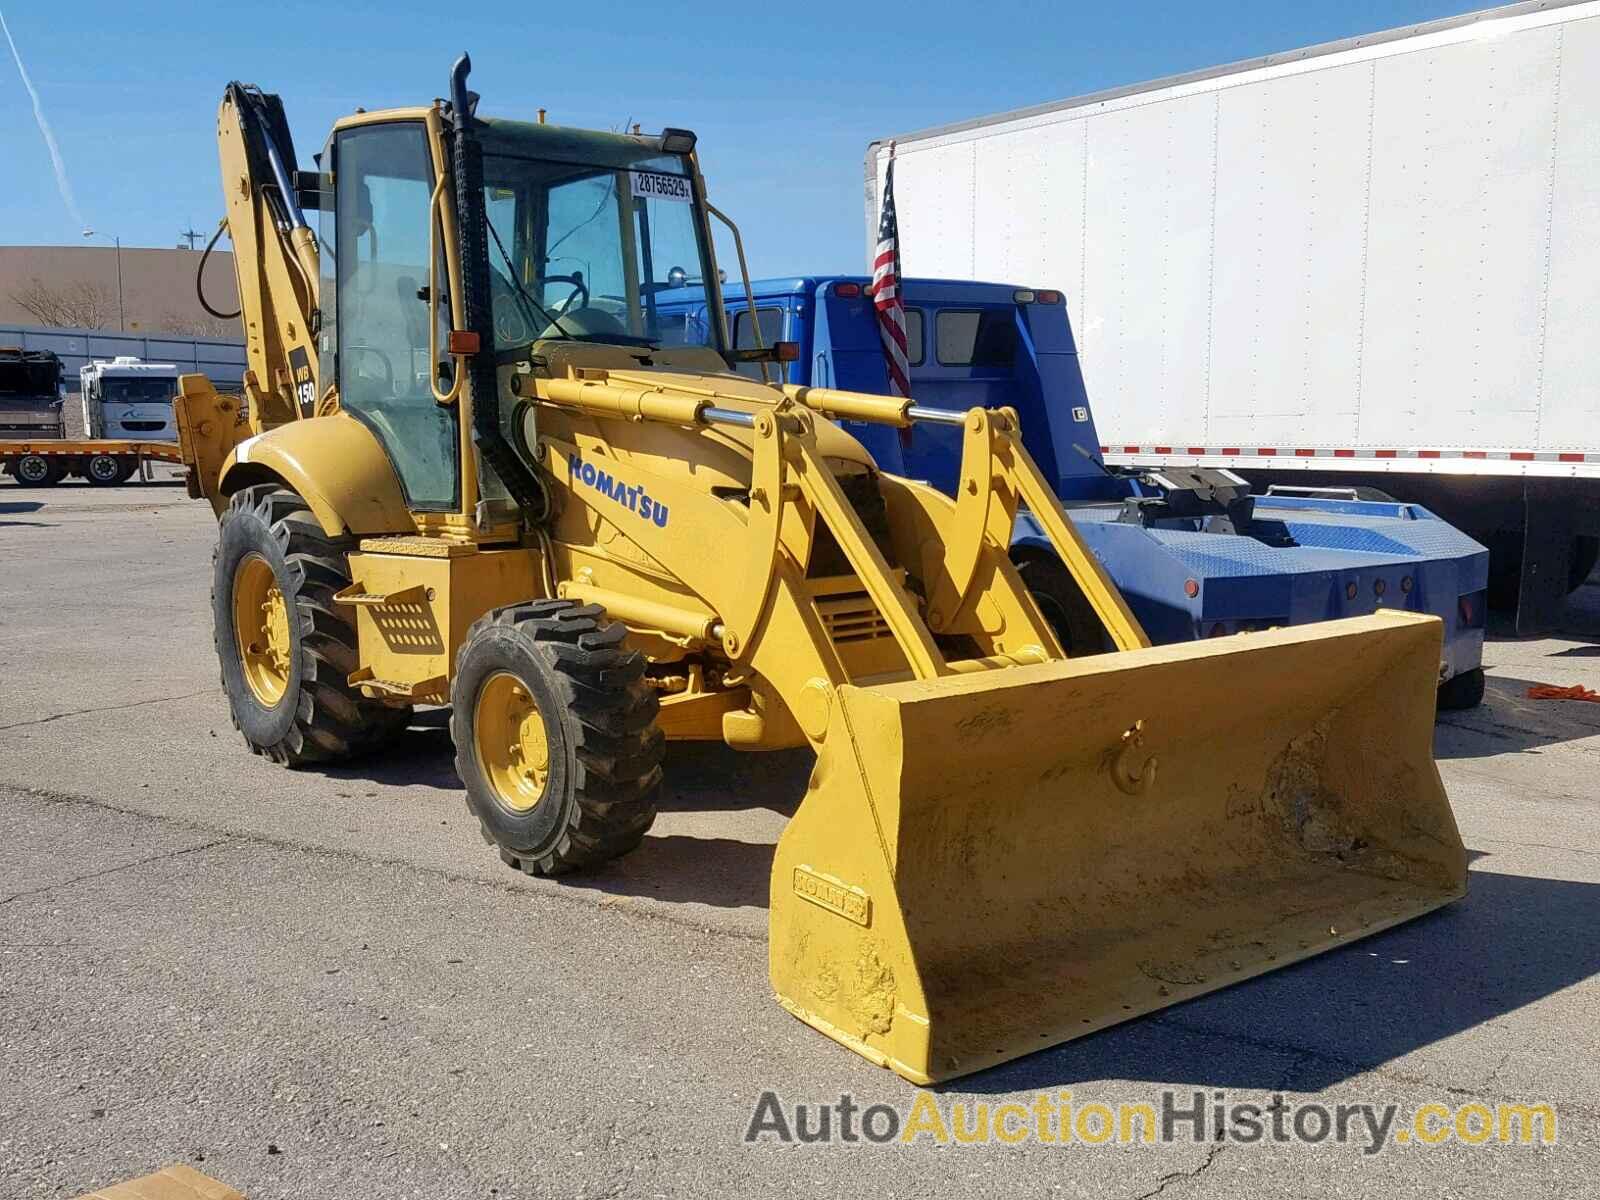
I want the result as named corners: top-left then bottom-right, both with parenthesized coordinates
top-left (82, 228), bottom-right (125, 332)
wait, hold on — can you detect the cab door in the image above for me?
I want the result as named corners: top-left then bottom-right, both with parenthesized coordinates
top-left (327, 120), bottom-right (459, 511)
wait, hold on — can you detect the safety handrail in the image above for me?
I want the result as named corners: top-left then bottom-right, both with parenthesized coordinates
top-left (705, 201), bottom-right (772, 387)
top-left (427, 174), bottom-right (463, 407)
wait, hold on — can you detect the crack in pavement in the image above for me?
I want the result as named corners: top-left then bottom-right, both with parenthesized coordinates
top-left (1470, 835), bottom-right (1600, 859)
top-left (1443, 757), bottom-right (1600, 801)
top-left (1437, 717), bottom-right (1600, 744)
top-left (1131, 1141), bottom-right (1226, 1200)
top-left (0, 784), bottom-right (765, 944)
top-left (1483, 1049), bottom-right (1514, 1093)
top-left (1149, 1012), bottom-right (1600, 1117)
top-left (0, 689), bottom-right (214, 733)
top-left (0, 837), bottom-right (230, 907)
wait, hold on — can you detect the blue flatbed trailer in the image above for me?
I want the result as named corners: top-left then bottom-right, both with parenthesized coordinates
top-left (658, 275), bottom-right (1489, 709)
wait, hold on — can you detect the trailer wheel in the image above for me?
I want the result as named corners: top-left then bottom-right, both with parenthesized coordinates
top-left (452, 600), bottom-right (662, 876)
top-left (1485, 532), bottom-right (1600, 608)
top-left (1570, 537), bottom-right (1599, 592)
top-left (1015, 553), bottom-right (1109, 657)
top-left (213, 484), bottom-right (412, 765)
top-left (1437, 667), bottom-right (1486, 712)
top-left (86, 453), bottom-right (133, 486)
top-left (11, 454), bottom-right (63, 487)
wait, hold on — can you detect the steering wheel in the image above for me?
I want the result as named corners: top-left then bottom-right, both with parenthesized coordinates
top-left (490, 272), bottom-right (535, 346)
top-left (536, 272), bottom-right (590, 320)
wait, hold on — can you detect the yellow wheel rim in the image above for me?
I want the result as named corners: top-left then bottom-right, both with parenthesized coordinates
top-left (233, 553), bottom-right (293, 706)
top-left (474, 671), bottom-right (551, 813)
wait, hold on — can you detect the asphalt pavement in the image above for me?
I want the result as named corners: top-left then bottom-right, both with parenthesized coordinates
top-left (1, 481), bottom-right (1595, 1198)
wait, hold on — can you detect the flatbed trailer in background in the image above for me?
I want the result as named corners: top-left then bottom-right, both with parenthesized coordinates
top-left (865, 0), bottom-right (1600, 632)
top-left (0, 438), bottom-right (184, 487)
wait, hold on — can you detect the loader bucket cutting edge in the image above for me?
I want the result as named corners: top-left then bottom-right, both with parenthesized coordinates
top-left (768, 610), bottom-right (1466, 1084)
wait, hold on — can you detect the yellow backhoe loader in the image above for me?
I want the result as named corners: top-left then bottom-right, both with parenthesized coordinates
top-left (175, 58), bottom-right (1466, 1083)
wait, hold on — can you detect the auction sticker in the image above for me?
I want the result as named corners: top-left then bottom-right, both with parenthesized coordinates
top-left (629, 170), bottom-right (693, 203)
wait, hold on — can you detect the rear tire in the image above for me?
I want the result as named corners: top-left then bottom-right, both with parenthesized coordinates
top-left (213, 484), bottom-right (411, 765)
top-left (1437, 667), bottom-right (1486, 712)
top-left (451, 600), bottom-right (662, 876)
top-left (11, 454), bottom-right (62, 487)
top-left (1015, 553), bottom-right (1108, 657)
top-left (86, 453), bottom-right (130, 487)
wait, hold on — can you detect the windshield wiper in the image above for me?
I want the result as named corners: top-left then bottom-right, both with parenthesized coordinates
top-left (485, 219), bottom-right (574, 341)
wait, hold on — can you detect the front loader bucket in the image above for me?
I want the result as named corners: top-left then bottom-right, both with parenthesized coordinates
top-left (769, 610), bottom-right (1465, 1084)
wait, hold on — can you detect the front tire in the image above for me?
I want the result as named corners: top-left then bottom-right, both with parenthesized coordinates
top-left (213, 484), bottom-right (411, 765)
top-left (452, 600), bottom-right (662, 876)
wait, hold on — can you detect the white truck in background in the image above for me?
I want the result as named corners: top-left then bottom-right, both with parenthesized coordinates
top-left (80, 356), bottom-right (183, 442)
top-left (866, 0), bottom-right (1600, 631)
top-left (3, 351), bottom-right (183, 487)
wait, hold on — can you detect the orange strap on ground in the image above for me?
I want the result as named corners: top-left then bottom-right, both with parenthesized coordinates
top-left (1526, 683), bottom-right (1600, 702)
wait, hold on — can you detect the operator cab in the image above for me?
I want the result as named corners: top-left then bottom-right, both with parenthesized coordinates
top-left (315, 112), bottom-right (735, 513)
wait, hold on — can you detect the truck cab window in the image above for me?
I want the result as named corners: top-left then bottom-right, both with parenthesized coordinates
top-left (904, 309), bottom-right (925, 366)
top-left (935, 309), bottom-right (1016, 368)
top-left (732, 306), bottom-right (785, 378)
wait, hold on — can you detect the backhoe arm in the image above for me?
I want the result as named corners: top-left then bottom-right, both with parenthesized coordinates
top-left (176, 84), bottom-right (322, 504)
top-left (216, 82), bottom-right (322, 430)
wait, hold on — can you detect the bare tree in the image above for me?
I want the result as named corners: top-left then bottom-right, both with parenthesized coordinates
top-left (158, 310), bottom-right (241, 339)
top-left (8, 276), bottom-right (117, 329)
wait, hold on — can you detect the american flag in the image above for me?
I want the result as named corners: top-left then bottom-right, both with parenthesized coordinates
top-left (872, 149), bottom-right (910, 398)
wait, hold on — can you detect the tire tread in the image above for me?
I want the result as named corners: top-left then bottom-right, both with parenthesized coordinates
top-left (214, 485), bottom-right (411, 765)
top-left (451, 599), bottom-right (661, 876)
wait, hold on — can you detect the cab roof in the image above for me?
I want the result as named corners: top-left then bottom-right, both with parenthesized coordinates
top-left (331, 106), bottom-right (687, 172)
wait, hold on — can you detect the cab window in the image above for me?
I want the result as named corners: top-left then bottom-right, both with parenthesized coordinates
top-left (474, 146), bottom-right (714, 349)
top-left (332, 121), bottom-right (458, 511)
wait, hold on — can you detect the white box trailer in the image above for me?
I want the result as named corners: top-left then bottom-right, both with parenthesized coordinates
top-left (866, 0), bottom-right (1600, 630)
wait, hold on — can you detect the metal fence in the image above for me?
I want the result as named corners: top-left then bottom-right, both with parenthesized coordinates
top-left (0, 324), bottom-right (246, 394)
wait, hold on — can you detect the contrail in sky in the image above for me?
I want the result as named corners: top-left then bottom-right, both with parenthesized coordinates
top-left (0, 6), bottom-right (88, 230)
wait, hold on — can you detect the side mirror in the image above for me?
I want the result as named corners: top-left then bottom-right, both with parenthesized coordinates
top-left (727, 341), bottom-right (799, 365)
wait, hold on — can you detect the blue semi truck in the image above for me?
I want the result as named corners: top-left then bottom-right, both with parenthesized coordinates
top-left (658, 276), bottom-right (1489, 709)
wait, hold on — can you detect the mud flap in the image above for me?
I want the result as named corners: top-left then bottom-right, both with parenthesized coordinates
top-left (769, 610), bottom-right (1466, 1084)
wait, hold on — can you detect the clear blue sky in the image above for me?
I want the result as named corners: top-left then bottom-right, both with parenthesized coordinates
top-left (2, 0), bottom-right (1488, 276)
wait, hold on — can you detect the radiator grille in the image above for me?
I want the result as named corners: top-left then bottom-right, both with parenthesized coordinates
top-left (817, 590), bottom-right (892, 644)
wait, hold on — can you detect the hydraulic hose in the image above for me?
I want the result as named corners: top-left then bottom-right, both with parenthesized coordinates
top-left (196, 217), bottom-right (241, 321)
